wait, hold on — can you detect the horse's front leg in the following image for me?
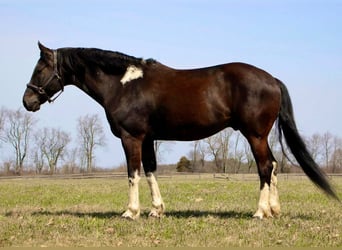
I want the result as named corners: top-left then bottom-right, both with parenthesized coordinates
top-left (142, 139), bottom-right (165, 218)
top-left (121, 136), bottom-right (143, 220)
top-left (146, 172), bottom-right (165, 217)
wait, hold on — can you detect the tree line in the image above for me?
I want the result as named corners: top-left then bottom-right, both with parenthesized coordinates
top-left (0, 107), bottom-right (106, 175)
top-left (177, 126), bottom-right (342, 174)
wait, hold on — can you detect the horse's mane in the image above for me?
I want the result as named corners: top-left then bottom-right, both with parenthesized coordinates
top-left (59, 47), bottom-right (157, 75)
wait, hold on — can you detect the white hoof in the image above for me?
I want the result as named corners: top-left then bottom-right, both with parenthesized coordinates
top-left (270, 204), bottom-right (281, 217)
top-left (253, 207), bottom-right (273, 219)
top-left (122, 209), bottom-right (140, 220)
top-left (148, 203), bottom-right (165, 218)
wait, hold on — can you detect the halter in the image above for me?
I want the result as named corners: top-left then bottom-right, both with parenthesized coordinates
top-left (26, 50), bottom-right (64, 103)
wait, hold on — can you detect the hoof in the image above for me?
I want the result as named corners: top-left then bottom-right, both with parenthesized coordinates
top-left (148, 209), bottom-right (163, 218)
top-left (122, 209), bottom-right (140, 220)
top-left (148, 210), bottom-right (162, 218)
top-left (148, 203), bottom-right (165, 218)
top-left (271, 205), bottom-right (281, 217)
top-left (253, 207), bottom-right (273, 220)
top-left (252, 214), bottom-right (264, 220)
top-left (253, 204), bottom-right (280, 219)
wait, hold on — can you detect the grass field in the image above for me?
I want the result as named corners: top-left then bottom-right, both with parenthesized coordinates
top-left (0, 175), bottom-right (341, 247)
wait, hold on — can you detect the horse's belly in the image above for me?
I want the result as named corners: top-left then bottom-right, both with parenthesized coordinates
top-left (152, 118), bottom-right (231, 141)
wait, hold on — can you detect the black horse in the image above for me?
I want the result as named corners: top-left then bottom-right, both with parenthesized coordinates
top-left (23, 42), bottom-right (338, 219)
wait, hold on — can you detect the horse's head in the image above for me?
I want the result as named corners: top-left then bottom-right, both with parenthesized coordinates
top-left (23, 42), bottom-right (64, 112)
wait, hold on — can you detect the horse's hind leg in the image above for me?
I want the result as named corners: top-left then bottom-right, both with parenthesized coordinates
top-left (142, 139), bottom-right (165, 218)
top-left (247, 135), bottom-right (280, 219)
top-left (269, 161), bottom-right (280, 216)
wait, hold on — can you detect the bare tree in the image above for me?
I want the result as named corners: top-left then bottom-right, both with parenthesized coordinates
top-left (243, 138), bottom-right (255, 173)
top-left (77, 114), bottom-right (106, 172)
top-left (0, 107), bottom-right (6, 143)
top-left (220, 129), bottom-right (233, 173)
top-left (33, 148), bottom-right (45, 174)
top-left (322, 131), bottom-right (333, 169)
top-left (330, 136), bottom-right (342, 173)
top-left (188, 140), bottom-right (208, 171)
top-left (190, 140), bottom-right (200, 170)
top-left (62, 147), bottom-right (80, 174)
top-left (4, 108), bottom-right (36, 174)
top-left (154, 140), bottom-right (174, 163)
top-left (203, 128), bottom-right (233, 173)
top-left (307, 133), bottom-right (322, 164)
top-left (231, 132), bottom-right (244, 173)
top-left (197, 140), bottom-right (208, 168)
top-left (268, 126), bottom-right (279, 152)
top-left (35, 127), bottom-right (71, 174)
top-left (330, 149), bottom-right (342, 173)
top-left (203, 133), bottom-right (221, 172)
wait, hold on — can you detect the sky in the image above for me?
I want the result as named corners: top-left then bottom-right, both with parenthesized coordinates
top-left (0, 0), bottom-right (341, 168)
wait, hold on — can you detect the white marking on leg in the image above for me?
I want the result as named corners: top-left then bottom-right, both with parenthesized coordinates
top-left (122, 170), bottom-right (141, 219)
top-left (147, 173), bottom-right (165, 217)
top-left (120, 65), bottom-right (144, 84)
top-left (253, 183), bottom-right (271, 219)
top-left (270, 161), bottom-right (281, 216)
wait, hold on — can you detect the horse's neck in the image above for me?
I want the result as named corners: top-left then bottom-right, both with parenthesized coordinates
top-left (79, 76), bottom-right (122, 108)
top-left (65, 66), bottom-right (122, 108)
top-left (60, 49), bottom-right (124, 107)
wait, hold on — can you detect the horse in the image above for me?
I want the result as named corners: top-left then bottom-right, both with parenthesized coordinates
top-left (23, 42), bottom-right (339, 220)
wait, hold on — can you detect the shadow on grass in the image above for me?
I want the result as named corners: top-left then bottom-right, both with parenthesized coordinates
top-left (28, 210), bottom-right (122, 219)
top-left (165, 210), bottom-right (315, 220)
top-left (5, 208), bottom-right (313, 221)
top-left (165, 210), bottom-right (254, 219)
top-left (25, 209), bottom-right (253, 219)
top-left (284, 213), bottom-right (315, 220)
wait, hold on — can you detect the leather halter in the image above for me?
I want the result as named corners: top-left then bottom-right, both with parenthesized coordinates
top-left (26, 50), bottom-right (64, 103)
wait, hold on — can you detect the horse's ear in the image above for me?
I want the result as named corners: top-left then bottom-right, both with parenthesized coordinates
top-left (38, 41), bottom-right (53, 63)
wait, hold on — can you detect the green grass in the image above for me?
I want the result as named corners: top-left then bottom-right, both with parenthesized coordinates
top-left (0, 176), bottom-right (341, 247)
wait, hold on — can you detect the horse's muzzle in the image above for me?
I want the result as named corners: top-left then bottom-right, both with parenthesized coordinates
top-left (23, 90), bottom-right (41, 112)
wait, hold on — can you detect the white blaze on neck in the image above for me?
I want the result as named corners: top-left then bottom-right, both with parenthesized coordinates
top-left (120, 65), bottom-right (144, 84)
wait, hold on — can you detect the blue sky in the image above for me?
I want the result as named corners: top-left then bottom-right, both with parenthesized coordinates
top-left (0, 0), bottom-right (341, 167)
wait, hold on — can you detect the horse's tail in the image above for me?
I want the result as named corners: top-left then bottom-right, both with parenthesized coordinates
top-left (276, 78), bottom-right (339, 201)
